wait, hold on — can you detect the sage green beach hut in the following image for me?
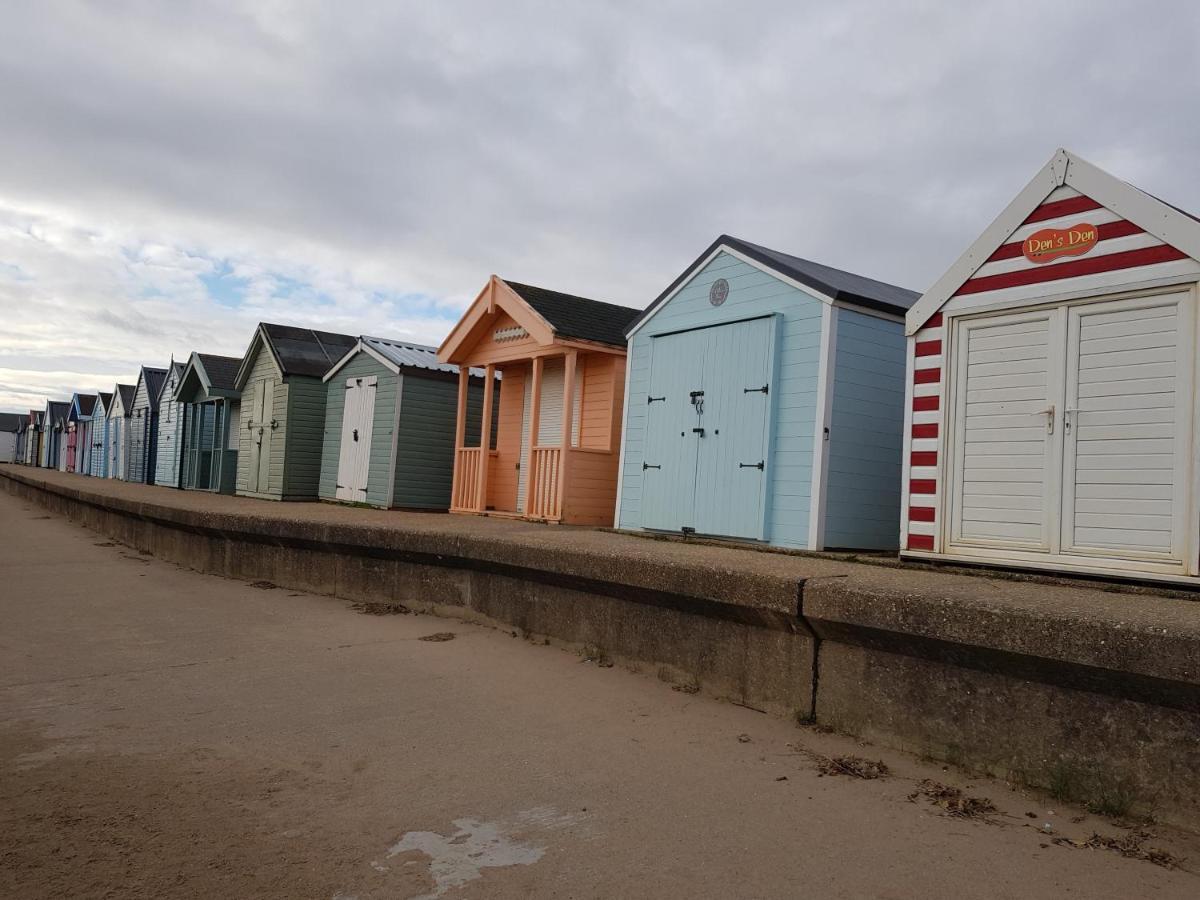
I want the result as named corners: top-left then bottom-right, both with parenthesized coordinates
top-left (233, 322), bottom-right (357, 501)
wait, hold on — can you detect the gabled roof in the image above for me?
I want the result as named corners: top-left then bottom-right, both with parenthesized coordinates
top-left (70, 393), bottom-right (98, 420)
top-left (0, 411), bottom-right (21, 432)
top-left (501, 281), bottom-right (640, 347)
top-left (198, 353), bottom-right (242, 392)
top-left (236, 322), bottom-right (357, 388)
top-left (45, 400), bottom-right (70, 427)
top-left (111, 385), bottom-right (135, 416)
top-left (175, 352), bottom-right (243, 402)
top-left (136, 366), bottom-right (168, 410)
top-left (96, 392), bottom-right (113, 416)
top-left (156, 362), bottom-right (186, 405)
top-left (629, 234), bottom-right (919, 337)
top-left (905, 147), bottom-right (1200, 335)
top-left (325, 335), bottom-right (488, 382)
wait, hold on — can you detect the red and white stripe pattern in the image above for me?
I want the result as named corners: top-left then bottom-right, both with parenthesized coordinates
top-left (902, 186), bottom-right (1200, 553)
top-left (906, 312), bottom-right (942, 550)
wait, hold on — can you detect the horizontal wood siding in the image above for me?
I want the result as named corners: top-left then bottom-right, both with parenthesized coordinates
top-left (283, 375), bottom-right (331, 499)
top-left (823, 307), bottom-right (905, 550)
top-left (578, 354), bottom-right (615, 450)
top-left (394, 374), bottom-right (487, 509)
top-left (235, 346), bottom-right (288, 498)
top-left (318, 352), bottom-right (396, 507)
top-left (155, 369), bottom-right (184, 487)
top-left (620, 251), bottom-right (822, 547)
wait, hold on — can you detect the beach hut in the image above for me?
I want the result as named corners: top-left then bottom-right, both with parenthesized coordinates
top-left (154, 362), bottom-right (186, 488)
top-left (438, 276), bottom-right (639, 525)
top-left (0, 412), bottom-right (20, 463)
top-left (319, 336), bottom-right (490, 509)
top-left (106, 385), bottom-right (135, 480)
top-left (901, 148), bottom-right (1200, 584)
top-left (29, 410), bottom-right (43, 466)
top-left (616, 236), bottom-right (919, 550)
top-left (43, 400), bottom-right (69, 470)
top-left (231, 323), bottom-right (357, 501)
top-left (13, 415), bottom-right (27, 464)
top-left (88, 393), bottom-right (112, 477)
top-left (174, 353), bottom-right (242, 493)
top-left (127, 366), bottom-right (168, 484)
top-left (67, 393), bottom-right (98, 475)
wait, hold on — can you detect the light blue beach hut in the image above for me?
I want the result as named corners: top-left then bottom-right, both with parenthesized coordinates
top-left (616, 235), bottom-right (918, 551)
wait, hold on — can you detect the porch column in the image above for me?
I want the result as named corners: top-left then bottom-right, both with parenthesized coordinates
top-left (556, 350), bottom-right (578, 519)
top-left (476, 364), bottom-right (496, 511)
top-left (524, 356), bottom-right (544, 517)
top-left (451, 368), bottom-right (469, 508)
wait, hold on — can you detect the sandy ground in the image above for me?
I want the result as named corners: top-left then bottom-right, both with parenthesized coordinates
top-left (1, 489), bottom-right (1198, 899)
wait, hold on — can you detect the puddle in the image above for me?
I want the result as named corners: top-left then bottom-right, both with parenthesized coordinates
top-left (369, 807), bottom-right (583, 899)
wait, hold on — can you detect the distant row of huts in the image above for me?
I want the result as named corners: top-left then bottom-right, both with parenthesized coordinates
top-left (8, 149), bottom-right (1200, 586)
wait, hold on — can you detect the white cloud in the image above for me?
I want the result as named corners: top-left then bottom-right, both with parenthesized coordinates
top-left (2, 0), bottom-right (1200, 412)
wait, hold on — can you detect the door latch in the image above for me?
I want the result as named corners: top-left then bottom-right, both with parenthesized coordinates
top-left (352, 428), bottom-right (359, 442)
top-left (1038, 405), bottom-right (1055, 434)
top-left (692, 427), bottom-right (705, 437)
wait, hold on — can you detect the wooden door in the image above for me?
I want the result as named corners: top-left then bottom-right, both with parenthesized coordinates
top-left (1060, 291), bottom-right (1194, 562)
top-left (336, 376), bottom-right (376, 501)
top-left (246, 379), bottom-right (275, 493)
top-left (639, 329), bottom-right (707, 531)
top-left (948, 309), bottom-right (1063, 551)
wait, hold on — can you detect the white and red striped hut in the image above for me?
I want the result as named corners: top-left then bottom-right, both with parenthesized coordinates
top-left (902, 148), bottom-right (1200, 583)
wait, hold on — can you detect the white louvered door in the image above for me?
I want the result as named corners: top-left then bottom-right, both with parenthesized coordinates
top-left (950, 309), bottom-right (1063, 551)
top-left (1060, 292), bottom-right (1194, 562)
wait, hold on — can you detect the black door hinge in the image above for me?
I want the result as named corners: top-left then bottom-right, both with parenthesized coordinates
top-left (739, 460), bottom-right (765, 470)
top-left (647, 395), bottom-right (665, 404)
top-left (643, 462), bottom-right (661, 470)
top-left (744, 384), bottom-right (769, 394)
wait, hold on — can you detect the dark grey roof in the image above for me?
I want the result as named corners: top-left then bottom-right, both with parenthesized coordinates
top-left (97, 392), bottom-right (113, 412)
top-left (502, 280), bottom-right (640, 348)
top-left (197, 354), bottom-right (242, 392)
top-left (0, 412), bottom-right (21, 432)
top-left (46, 400), bottom-right (70, 425)
top-left (75, 394), bottom-right (97, 417)
top-left (262, 323), bottom-right (358, 378)
top-left (629, 234), bottom-right (921, 334)
top-left (115, 384), bottom-right (135, 413)
top-left (141, 366), bottom-right (168, 409)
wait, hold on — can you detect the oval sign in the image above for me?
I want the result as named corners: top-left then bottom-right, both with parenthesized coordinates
top-left (1022, 223), bottom-right (1099, 265)
top-left (709, 278), bottom-right (729, 306)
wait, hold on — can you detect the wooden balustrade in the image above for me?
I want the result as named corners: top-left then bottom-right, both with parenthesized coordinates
top-left (527, 445), bottom-right (562, 520)
top-left (451, 446), bottom-right (484, 511)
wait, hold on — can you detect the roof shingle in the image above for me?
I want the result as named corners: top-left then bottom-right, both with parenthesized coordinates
top-left (502, 280), bottom-right (640, 348)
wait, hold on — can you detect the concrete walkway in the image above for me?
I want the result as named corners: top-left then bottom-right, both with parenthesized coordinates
top-left (2, 487), bottom-right (1198, 899)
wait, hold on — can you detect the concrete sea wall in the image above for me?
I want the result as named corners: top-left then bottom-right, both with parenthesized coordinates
top-left (3, 466), bottom-right (1198, 828)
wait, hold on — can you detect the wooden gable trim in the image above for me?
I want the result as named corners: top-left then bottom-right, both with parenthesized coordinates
top-left (905, 148), bottom-right (1200, 335)
top-left (438, 275), bottom-right (556, 364)
top-left (234, 325), bottom-right (285, 390)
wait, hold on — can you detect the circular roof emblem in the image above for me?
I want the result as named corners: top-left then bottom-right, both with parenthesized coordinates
top-left (709, 278), bottom-right (729, 306)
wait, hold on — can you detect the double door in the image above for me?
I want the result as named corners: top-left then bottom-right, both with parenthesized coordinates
top-left (948, 290), bottom-right (1196, 571)
top-left (640, 317), bottom-right (775, 540)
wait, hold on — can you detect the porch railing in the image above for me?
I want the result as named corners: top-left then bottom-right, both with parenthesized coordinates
top-left (527, 445), bottom-right (562, 520)
top-left (452, 447), bottom-right (484, 511)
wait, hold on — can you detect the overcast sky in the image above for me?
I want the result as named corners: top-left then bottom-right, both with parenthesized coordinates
top-left (2, 1), bottom-right (1198, 413)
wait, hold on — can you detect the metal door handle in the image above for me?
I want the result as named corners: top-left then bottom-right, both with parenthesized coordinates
top-left (1038, 405), bottom-right (1055, 434)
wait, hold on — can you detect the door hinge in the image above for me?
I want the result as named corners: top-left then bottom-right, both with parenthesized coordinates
top-left (744, 384), bottom-right (769, 394)
top-left (681, 526), bottom-right (696, 536)
top-left (739, 460), bottom-right (765, 470)
top-left (647, 395), bottom-right (665, 404)
top-left (643, 462), bottom-right (661, 470)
